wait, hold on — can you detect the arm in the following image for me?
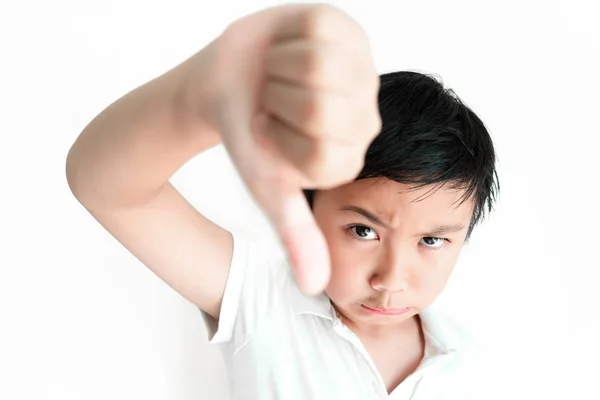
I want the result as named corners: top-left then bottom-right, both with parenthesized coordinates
top-left (66, 3), bottom-right (379, 321)
top-left (66, 39), bottom-right (232, 319)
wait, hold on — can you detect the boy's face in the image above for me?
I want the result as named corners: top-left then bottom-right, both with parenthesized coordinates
top-left (312, 178), bottom-right (474, 332)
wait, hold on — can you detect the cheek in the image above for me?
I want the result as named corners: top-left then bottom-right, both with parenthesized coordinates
top-left (414, 251), bottom-right (460, 297)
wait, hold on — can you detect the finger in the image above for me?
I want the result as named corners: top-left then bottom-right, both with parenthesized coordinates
top-left (262, 80), bottom-right (357, 144)
top-left (257, 112), bottom-right (364, 188)
top-left (266, 40), bottom-right (363, 93)
top-left (257, 180), bottom-right (331, 295)
top-left (267, 3), bottom-right (365, 43)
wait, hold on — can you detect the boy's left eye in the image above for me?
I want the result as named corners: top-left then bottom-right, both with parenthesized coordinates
top-left (420, 237), bottom-right (447, 248)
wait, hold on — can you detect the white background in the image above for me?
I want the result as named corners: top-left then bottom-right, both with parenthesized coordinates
top-left (1, 0), bottom-right (599, 399)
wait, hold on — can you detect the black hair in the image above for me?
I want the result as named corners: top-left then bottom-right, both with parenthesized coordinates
top-left (304, 71), bottom-right (499, 240)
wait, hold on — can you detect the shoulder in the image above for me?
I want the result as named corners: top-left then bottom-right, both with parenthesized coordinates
top-left (419, 308), bottom-right (485, 397)
top-left (201, 232), bottom-right (295, 348)
top-left (429, 309), bottom-right (482, 366)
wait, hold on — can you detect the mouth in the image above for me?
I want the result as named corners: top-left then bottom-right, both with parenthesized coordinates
top-left (360, 304), bottom-right (410, 316)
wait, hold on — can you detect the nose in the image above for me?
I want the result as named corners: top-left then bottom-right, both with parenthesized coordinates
top-left (370, 247), bottom-right (411, 292)
top-left (370, 269), bottom-right (408, 292)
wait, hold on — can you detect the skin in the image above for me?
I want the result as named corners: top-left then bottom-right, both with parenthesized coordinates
top-left (313, 177), bottom-right (475, 340)
top-left (312, 177), bottom-right (475, 391)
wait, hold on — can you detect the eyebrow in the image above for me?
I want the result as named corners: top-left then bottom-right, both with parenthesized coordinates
top-left (339, 205), bottom-right (466, 237)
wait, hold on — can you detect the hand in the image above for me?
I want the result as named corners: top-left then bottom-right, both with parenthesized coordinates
top-left (210, 4), bottom-right (381, 294)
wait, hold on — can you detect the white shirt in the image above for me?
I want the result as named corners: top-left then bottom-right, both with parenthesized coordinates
top-left (202, 232), bottom-right (482, 399)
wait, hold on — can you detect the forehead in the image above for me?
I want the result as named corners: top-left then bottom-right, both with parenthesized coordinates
top-left (323, 178), bottom-right (474, 222)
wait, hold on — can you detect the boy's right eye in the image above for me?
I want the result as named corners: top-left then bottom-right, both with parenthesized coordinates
top-left (348, 225), bottom-right (379, 241)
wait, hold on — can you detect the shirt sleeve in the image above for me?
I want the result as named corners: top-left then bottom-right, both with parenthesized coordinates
top-left (200, 230), bottom-right (289, 352)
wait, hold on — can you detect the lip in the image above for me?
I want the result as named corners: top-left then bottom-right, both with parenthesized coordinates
top-left (360, 304), bottom-right (409, 316)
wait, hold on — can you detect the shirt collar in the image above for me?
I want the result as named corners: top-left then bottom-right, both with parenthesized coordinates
top-left (291, 284), bottom-right (461, 353)
top-left (291, 282), bottom-right (335, 320)
top-left (418, 307), bottom-right (460, 353)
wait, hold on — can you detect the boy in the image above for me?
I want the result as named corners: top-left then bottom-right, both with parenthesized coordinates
top-left (66, 4), bottom-right (498, 399)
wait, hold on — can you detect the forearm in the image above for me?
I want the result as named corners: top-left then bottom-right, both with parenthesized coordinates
top-left (66, 41), bottom-right (220, 208)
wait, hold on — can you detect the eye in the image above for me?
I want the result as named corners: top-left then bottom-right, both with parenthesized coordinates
top-left (420, 237), bottom-right (448, 249)
top-left (349, 225), bottom-right (379, 241)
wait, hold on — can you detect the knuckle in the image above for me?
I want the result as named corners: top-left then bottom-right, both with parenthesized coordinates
top-left (306, 96), bottom-right (345, 137)
top-left (368, 113), bottom-right (382, 137)
top-left (302, 46), bottom-right (329, 83)
top-left (302, 4), bottom-right (367, 45)
top-left (343, 142), bottom-right (367, 171)
top-left (300, 142), bottom-right (331, 183)
top-left (374, 116), bottom-right (383, 135)
top-left (346, 159), bottom-right (365, 182)
top-left (300, 94), bottom-right (329, 132)
top-left (262, 82), bottom-right (279, 111)
top-left (302, 4), bottom-right (344, 37)
top-left (353, 96), bottom-right (381, 139)
top-left (304, 143), bottom-right (361, 187)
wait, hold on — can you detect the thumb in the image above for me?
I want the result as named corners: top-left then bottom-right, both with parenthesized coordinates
top-left (259, 182), bottom-right (331, 295)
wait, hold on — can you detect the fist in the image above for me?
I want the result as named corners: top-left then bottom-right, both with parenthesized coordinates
top-left (210, 3), bottom-right (381, 293)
